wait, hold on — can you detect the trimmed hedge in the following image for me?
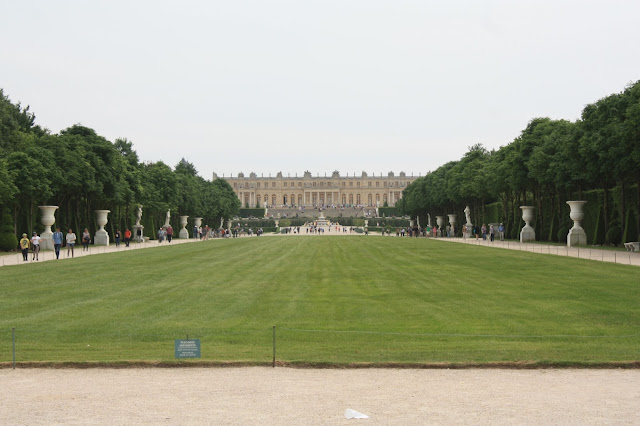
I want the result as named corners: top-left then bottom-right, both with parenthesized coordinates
top-left (238, 208), bottom-right (266, 218)
top-left (378, 207), bottom-right (400, 217)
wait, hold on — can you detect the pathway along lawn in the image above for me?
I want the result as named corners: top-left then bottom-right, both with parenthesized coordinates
top-left (1, 237), bottom-right (638, 365)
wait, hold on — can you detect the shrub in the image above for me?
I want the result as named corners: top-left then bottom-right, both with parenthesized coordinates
top-left (606, 224), bottom-right (622, 246)
top-left (279, 219), bottom-right (292, 227)
top-left (0, 211), bottom-right (18, 251)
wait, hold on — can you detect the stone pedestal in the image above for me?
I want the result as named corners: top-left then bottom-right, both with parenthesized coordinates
top-left (436, 216), bottom-right (445, 237)
top-left (519, 206), bottom-right (535, 243)
top-left (94, 210), bottom-right (110, 246)
top-left (179, 215), bottom-right (189, 239)
top-left (409, 219), bottom-right (415, 227)
top-left (38, 205), bottom-right (58, 250)
top-left (567, 201), bottom-right (587, 247)
top-left (134, 225), bottom-right (144, 243)
top-left (226, 219), bottom-right (232, 231)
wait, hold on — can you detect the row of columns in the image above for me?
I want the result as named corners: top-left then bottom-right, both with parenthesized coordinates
top-left (237, 190), bottom-right (402, 206)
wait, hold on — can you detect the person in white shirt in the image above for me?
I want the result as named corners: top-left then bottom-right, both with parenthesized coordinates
top-left (66, 229), bottom-right (77, 258)
top-left (31, 231), bottom-right (41, 261)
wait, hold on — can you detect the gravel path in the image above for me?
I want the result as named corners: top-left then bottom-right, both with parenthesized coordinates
top-left (1, 368), bottom-right (638, 425)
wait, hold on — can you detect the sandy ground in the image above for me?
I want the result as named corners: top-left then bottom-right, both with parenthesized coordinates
top-left (1, 368), bottom-right (638, 425)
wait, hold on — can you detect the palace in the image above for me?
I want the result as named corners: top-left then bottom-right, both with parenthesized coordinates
top-left (215, 171), bottom-right (416, 208)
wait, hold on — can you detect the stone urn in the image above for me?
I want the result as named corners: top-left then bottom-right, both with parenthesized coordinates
top-left (566, 201), bottom-right (587, 247)
top-left (226, 219), bottom-right (232, 231)
top-left (94, 210), bottom-right (110, 245)
top-left (447, 214), bottom-right (457, 237)
top-left (519, 206), bottom-right (535, 243)
top-left (436, 216), bottom-right (445, 237)
top-left (194, 217), bottom-right (203, 228)
top-left (38, 205), bottom-right (58, 250)
top-left (179, 215), bottom-right (189, 239)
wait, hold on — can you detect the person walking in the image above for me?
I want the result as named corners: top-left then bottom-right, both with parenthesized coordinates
top-left (66, 228), bottom-right (76, 257)
top-left (124, 228), bottom-right (131, 247)
top-left (114, 229), bottom-right (121, 247)
top-left (31, 231), bottom-right (41, 260)
top-left (52, 227), bottom-right (64, 259)
top-left (82, 228), bottom-right (91, 251)
top-left (157, 227), bottom-right (165, 243)
top-left (481, 224), bottom-right (487, 241)
top-left (490, 224), bottom-right (495, 242)
top-left (19, 233), bottom-right (30, 261)
top-left (166, 225), bottom-right (173, 243)
top-left (498, 223), bottom-right (505, 241)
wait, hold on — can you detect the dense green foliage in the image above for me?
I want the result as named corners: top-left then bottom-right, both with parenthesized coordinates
top-left (0, 89), bottom-right (240, 247)
top-left (377, 206), bottom-right (400, 217)
top-left (398, 81), bottom-right (640, 245)
top-left (0, 237), bottom-right (637, 364)
top-left (0, 211), bottom-right (18, 251)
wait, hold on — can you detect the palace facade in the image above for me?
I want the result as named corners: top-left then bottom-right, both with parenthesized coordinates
top-left (215, 170), bottom-right (416, 207)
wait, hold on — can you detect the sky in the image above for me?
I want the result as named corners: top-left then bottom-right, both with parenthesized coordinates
top-left (2, 0), bottom-right (639, 181)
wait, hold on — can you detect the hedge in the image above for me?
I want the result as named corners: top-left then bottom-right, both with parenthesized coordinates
top-left (238, 208), bottom-right (266, 218)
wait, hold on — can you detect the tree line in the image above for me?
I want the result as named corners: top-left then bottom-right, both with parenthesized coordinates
top-left (0, 89), bottom-right (240, 250)
top-left (398, 81), bottom-right (640, 245)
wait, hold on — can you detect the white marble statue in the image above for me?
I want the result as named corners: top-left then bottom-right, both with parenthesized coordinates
top-left (136, 205), bottom-right (143, 226)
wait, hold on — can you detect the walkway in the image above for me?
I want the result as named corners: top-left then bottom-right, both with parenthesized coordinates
top-left (0, 237), bottom-right (201, 268)
top-left (436, 236), bottom-right (640, 266)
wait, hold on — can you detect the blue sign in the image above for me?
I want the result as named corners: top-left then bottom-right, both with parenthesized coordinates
top-left (175, 339), bottom-right (201, 358)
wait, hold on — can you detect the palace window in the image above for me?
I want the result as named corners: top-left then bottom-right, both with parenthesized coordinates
top-left (376, 181), bottom-right (379, 187)
top-left (357, 182), bottom-right (360, 187)
top-left (284, 182), bottom-right (288, 187)
top-left (272, 182), bottom-right (276, 188)
top-left (368, 182), bottom-right (371, 187)
top-left (298, 182), bottom-right (302, 187)
top-left (313, 182), bottom-right (316, 187)
top-left (257, 182), bottom-right (260, 188)
top-left (350, 182), bottom-right (353, 187)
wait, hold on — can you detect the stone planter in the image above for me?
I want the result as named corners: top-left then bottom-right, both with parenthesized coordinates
top-left (179, 215), bottom-right (189, 239)
top-left (226, 219), bottom-right (232, 231)
top-left (38, 205), bottom-right (58, 250)
top-left (566, 201), bottom-right (587, 247)
top-left (436, 216), bottom-right (445, 237)
top-left (94, 210), bottom-right (110, 245)
top-left (519, 206), bottom-right (535, 243)
top-left (194, 217), bottom-right (203, 228)
top-left (447, 214), bottom-right (457, 237)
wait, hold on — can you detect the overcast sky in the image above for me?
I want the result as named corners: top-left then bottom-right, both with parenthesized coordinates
top-left (2, 0), bottom-right (639, 180)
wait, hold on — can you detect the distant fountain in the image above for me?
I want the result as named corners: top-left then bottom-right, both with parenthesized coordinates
top-left (316, 211), bottom-right (330, 227)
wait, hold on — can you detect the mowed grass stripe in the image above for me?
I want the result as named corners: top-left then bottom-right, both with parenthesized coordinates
top-left (0, 236), bottom-right (638, 364)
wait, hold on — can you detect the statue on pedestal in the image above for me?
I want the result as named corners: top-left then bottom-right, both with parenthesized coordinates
top-left (134, 205), bottom-right (145, 242)
top-left (164, 209), bottom-right (171, 229)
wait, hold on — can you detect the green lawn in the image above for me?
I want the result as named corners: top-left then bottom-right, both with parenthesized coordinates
top-left (1, 236), bottom-right (638, 366)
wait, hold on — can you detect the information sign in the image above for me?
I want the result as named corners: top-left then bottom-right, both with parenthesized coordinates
top-left (174, 339), bottom-right (201, 358)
